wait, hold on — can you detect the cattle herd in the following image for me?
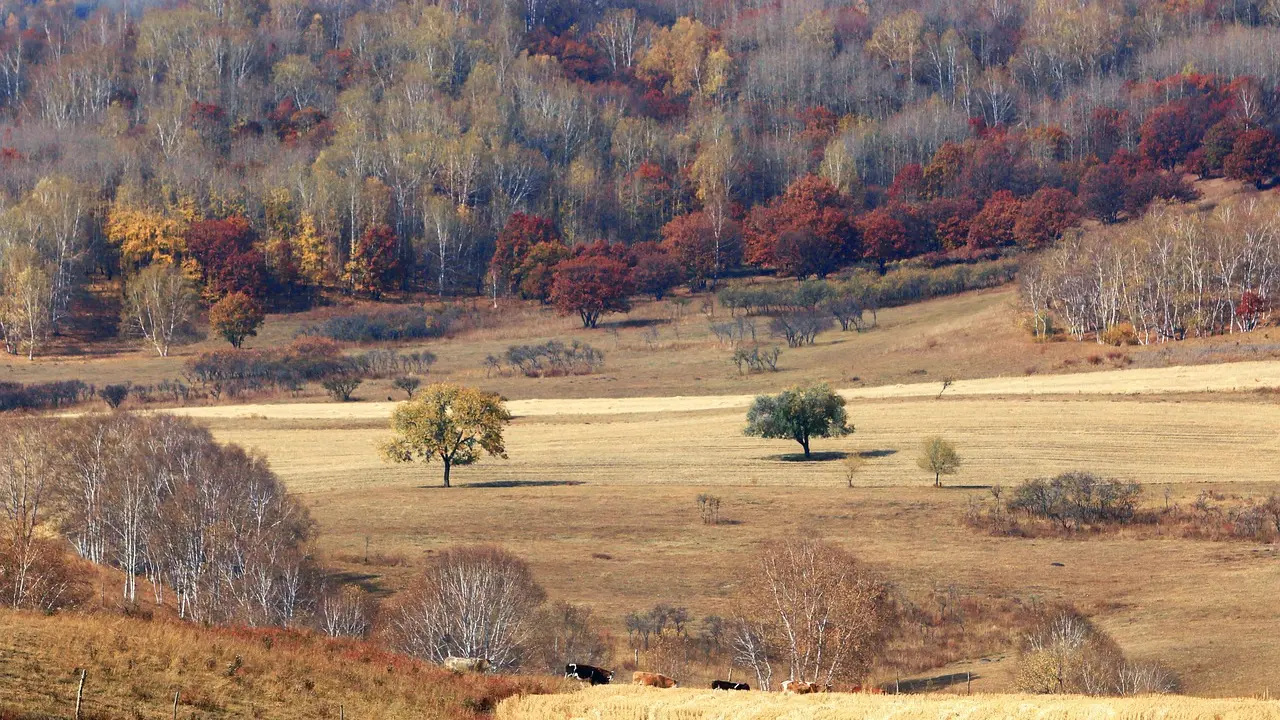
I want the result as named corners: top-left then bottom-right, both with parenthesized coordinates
top-left (563, 662), bottom-right (852, 694)
top-left (449, 658), bottom-right (866, 694)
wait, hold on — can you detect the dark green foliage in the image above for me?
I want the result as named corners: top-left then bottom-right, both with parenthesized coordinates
top-left (744, 383), bottom-right (852, 459)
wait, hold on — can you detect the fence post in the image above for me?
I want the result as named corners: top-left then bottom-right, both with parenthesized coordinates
top-left (967, 671), bottom-right (972, 695)
top-left (75, 669), bottom-right (87, 720)
top-left (173, 690), bottom-right (180, 719)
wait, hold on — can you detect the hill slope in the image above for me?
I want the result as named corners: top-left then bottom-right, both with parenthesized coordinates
top-left (0, 610), bottom-right (562, 720)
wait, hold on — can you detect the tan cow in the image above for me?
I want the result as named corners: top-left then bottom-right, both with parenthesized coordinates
top-left (632, 671), bottom-right (678, 688)
top-left (781, 680), bottom-right (821, 694)
top-left (443, 656), bottom-right (490, 673)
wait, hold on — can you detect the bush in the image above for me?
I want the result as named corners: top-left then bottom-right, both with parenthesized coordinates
top-left (392, 376), bottom-right (422, 398)
top-left (1100, 322), bottom-right (1138, 346)
top-left (1006, 472), bottom-right (1141, 530)
top-left (768, 311), bottom-right (832, 347)
top-left (500, 341), bottom-right (604, 377)
top-left (99, 384), bottom-right (131, 409)
top-left (0, 380), bottom-right (89, 412)
top-left (731, 345), bottom-right (781, 374)
top-left (302, 305), bottom-right (459, 343)
top-left (184, 337), bottom-right (367, 399)
top-left (1016, 610), bottom-right (1178, 695)
top-left (321, 376), bottom-right (362, 402)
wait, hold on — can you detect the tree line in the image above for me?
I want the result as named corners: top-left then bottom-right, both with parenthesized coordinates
top-left (4, 0), bottom-right (1280, 355)
top-left (1022, 195), bottom-right (1280, 343)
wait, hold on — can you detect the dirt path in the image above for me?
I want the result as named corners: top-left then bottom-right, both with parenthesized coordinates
top-left (168, 359), bottom-right (1280, 420)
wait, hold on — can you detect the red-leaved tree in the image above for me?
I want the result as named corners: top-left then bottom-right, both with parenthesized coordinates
top-left (1013, 188), bottom-right (1081, 249)
top-left (344, 224), bottom-right (401, 298)
top-left (550, 256), bottom-right (635, 328)
top-left (967, 191), bottom-right (1022, 248)
top-left (1224, 128), bottom-right (1280, 189)
top-left (660, 211), bottom-right (742, 289)
top-left (744, 175), bottom-right (858, 273)
top-left (492, 213), bottom-right (560, 292)
top-left (185, 216), bottom-right (269, 300)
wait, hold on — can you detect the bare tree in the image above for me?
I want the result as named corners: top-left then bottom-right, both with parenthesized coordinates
top-left (122, 263), bottom-right (200, 357)
top-left (384, 545), bottom-right (545, 670)
top-left (733, 538), bottom-right (895, 689)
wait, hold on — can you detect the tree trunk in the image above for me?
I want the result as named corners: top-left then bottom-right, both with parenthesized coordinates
top-left (443, 458), bottom-right (452, 488)
top-left (935, 472), bottom-right (941, 487)
top-left (800, 437), bottom-right (810, 459)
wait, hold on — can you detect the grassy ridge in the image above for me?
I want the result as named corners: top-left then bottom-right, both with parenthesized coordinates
top-left (0, 610), bottom-right (565, 719)
top-left (496, 685), bottom-right (1280, 720)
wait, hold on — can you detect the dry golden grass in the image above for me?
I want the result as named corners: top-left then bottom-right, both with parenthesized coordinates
top-left (496, 685), bottom-right (1280, 720)
top-left (15, 283), bottom-right (1280, 403)
top-left (14, 285), bottom-right (1280, 701)
top-left (183, 390), bottom-right (1280, 696)
top-left (0, 609), bottom-right (565, 719)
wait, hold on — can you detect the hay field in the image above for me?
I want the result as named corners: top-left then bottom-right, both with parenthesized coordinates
top-left (196, 387), bottom-right (1280, 697)
top-left (495, 686), bottom-right (1280, 720)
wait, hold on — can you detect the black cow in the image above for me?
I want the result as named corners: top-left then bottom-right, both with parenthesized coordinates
top-left (711, 680), bottom-right (749, 691)
top-left (565, 663), bottom-right (613, 685)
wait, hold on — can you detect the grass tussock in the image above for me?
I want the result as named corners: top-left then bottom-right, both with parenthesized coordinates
top-left (496, 685), bottom-right (1280, 720)
top-left (0, 609), bottom-right (567, 720)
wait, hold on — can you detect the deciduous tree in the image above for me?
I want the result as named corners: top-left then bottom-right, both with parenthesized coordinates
top-left (549, 256), bottom-right (635, 328)
top-left (744, 383), bottom-right (851, 459)
top-left (380, 383), bottom-right (511, 488)
top-left (917, 435), bottom-right (961, 487)
top-left (122, 263), bottom-right (199, 357)
top-left (208, 292), bottom-right (265, 349)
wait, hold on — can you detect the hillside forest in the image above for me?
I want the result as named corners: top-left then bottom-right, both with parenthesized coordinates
top-left (4, 0), bottom-right (1280, 356)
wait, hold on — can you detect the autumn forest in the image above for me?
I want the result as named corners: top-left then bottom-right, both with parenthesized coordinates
top-left (3, 0), bottom-right (1280, 356)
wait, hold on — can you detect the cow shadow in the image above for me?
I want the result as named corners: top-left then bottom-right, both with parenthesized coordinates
top-left (888, 672), bottom-right (976, 694)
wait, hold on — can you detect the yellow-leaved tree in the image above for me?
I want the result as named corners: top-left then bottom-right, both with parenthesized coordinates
top-left (380, 383), bottom-right (512, 488)
top-left (105, 204), bottom-right (188, 270)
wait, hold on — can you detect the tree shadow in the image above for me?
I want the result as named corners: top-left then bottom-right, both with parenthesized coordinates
top-left (323, 571), bottom-right (390, 596)
top-left (768, 451), bottom-right (849, 462)
top-left (460, 479), bottom-right (586, 489)
top-left (602, 317), bottom-right (671, 329)
top-left (938, 484), bottom-right (994, 490)
top-left (858, 449), bottom-right (897, 458)
top-left (887, 672), bottom-right (976, 694)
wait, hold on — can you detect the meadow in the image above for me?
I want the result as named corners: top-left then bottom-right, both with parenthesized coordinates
top-left (10, 285), bottom-right (1280, 701)
top-left (496, 686), bottom-right (1280, 720)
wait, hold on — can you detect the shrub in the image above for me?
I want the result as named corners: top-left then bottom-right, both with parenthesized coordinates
top-left (501, 341), bottom-right (604, 377)
top-left (0, 380), bottom-right (89, 412)
top-left (768, 311), bottom-right (832, 347)
top-left (392, 376), bottom-right (422, 398)
top-left (1006, 472), bottom-right (1141, 530)
top-left (731, 345), bottom-right (781, 374)
top-left (302, 305), bottom-right (459, 343)
top-left (1099, 322), bottom-right (1138, 346)
top-left (322, 376), bottom-right (362, 402)
top-left (99, 384), bottom-right (131, 409)
top-left (1016, 610), bottom-right (1178, 695)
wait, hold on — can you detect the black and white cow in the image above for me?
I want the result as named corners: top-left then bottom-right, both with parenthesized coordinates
top-left (565, 663), bottom-right (614, 685)
top-left (711, 680), bottom-right (749, 691)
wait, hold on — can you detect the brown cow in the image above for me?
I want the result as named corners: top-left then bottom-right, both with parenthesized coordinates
top-left (781, 680), bottom-right (821, 694)
top-left (632, 671), bottom-right (678, 688)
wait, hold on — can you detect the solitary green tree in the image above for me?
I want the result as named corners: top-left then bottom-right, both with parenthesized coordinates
top-left (917, 436), bottom-right (961, 487)
top-left (380, 383), bottom-right (512, 487)
top-left (744, 383), bottom-right (851, 459)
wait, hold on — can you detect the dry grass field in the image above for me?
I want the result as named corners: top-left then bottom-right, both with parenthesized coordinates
top-left (496, 685), bottom-right (1280, 720)
top-left (11, 284), bottom-right (1280, 703)
top-left (183, 386), bottom-right (1280, 696)
top-left (0, 609), bottom-right (564, 720)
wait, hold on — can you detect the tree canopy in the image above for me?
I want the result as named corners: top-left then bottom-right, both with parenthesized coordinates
top-left (380, 383), bottom-right (512, 487)
top-left (744, 383), bottom-right (852, 459)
